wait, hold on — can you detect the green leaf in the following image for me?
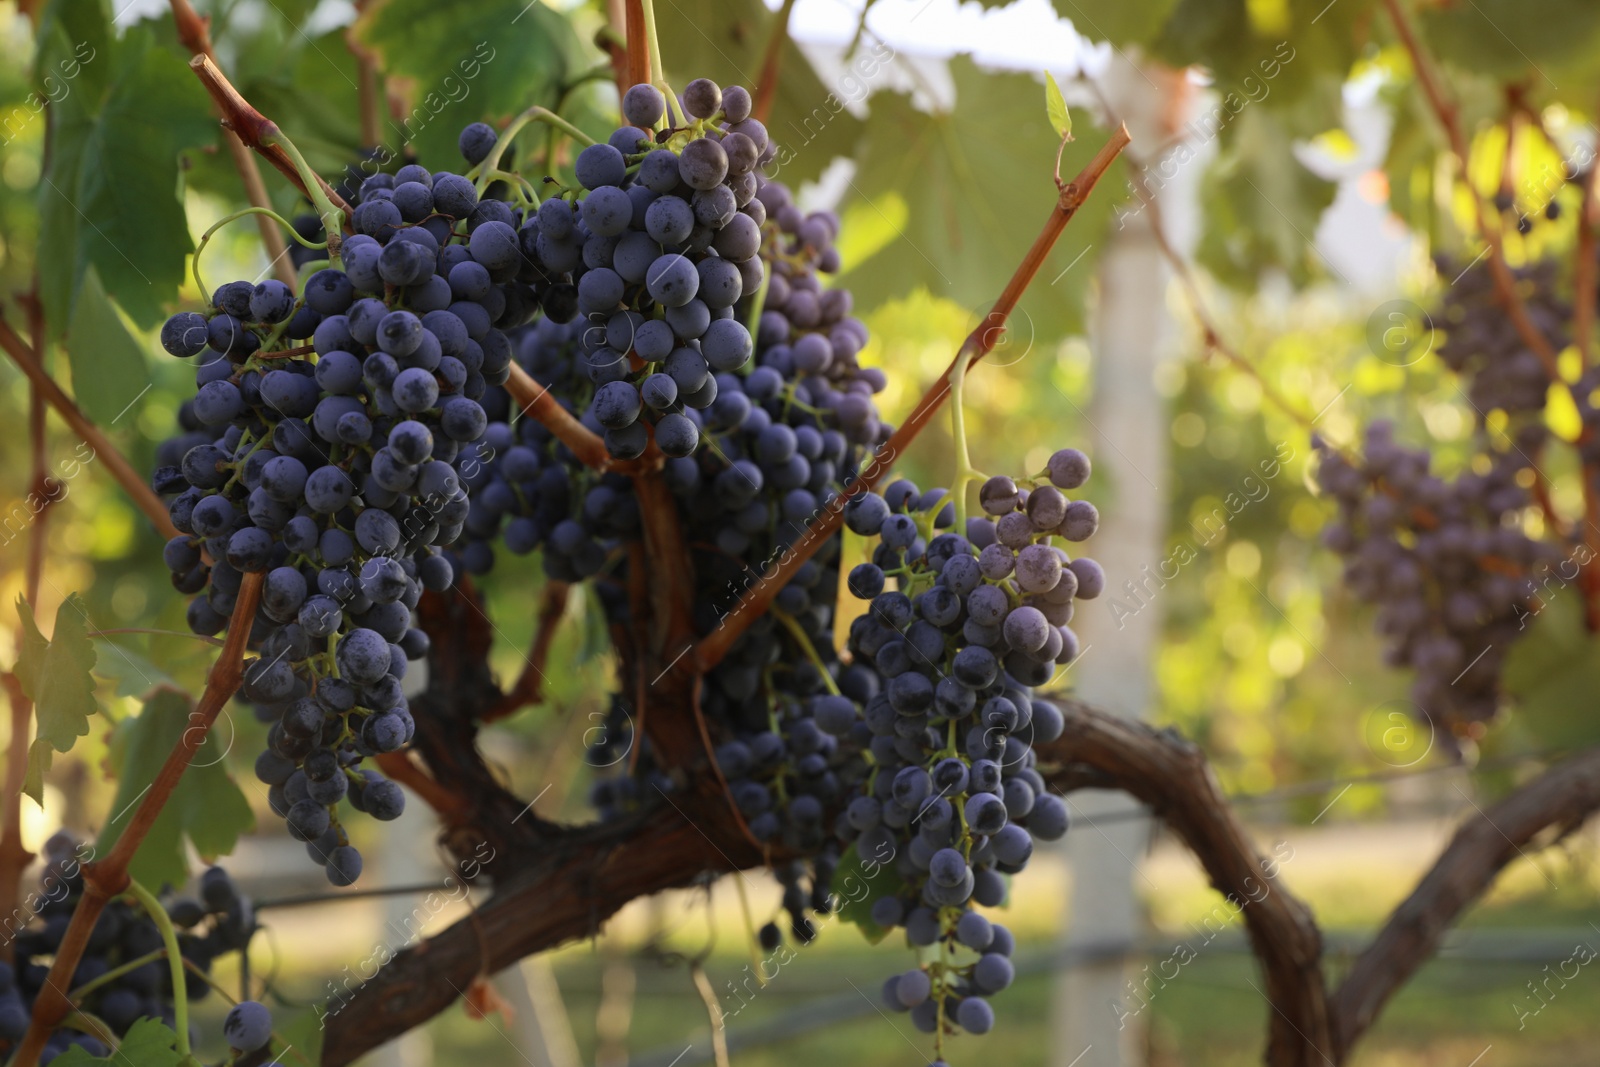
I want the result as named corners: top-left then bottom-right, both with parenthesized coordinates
top-left (14, 597), bottom-right (49, 693)
top-left (65, 267), bottom-right (150, 427)
top-left (37, 25), bottom-right (216, 337)
top-left (1054, 0), bottom-right (1184, 48)
top-left (1044, 71), bottom-right (1071, 139)
top-left (52, 1018), bottom-right (183, 1067)
top-left (1502, 593), bottom-right (1600, 751)
top-left (34, 0), bottom-right (113, 101)
top-left (92, 638), bottom-right (179, 699)
top-left (1420, 0), bottom-right (1600, 93)
top-left (1145, 0), bottom-right (1367, 132)
top-left (1193, 103), bottom-right (1338, 287)
top-left (659, 0), bottom-right (868, 189)
top-left (98, 689), bottom-right (255, 890)
top-left (834, 193), bottom-right (907, 275)
top-left (273, 1004), bottom-right (328, 1066)
top-left (830, 841), bottom-right (904, 946)
top-left (838, 57), bottom-right (1125, 341)
top-left (14, 594), bottom-right (98, 754)
top-left (23, 740), bottom-right (54, 806)
top-left (356, 0), bottom-right (585, 167)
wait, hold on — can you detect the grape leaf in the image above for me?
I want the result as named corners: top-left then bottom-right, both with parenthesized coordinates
top-left (52, 1018), bottom-right (183, 1067)
top-left (36, 24), bottom-right (215, 338)
top-left (1146, 0), bottom-right (1365, 134)
top-left (33, 0), bottom-right (113, 102)
top-left (92, 638), bottom-right (179, 699)
top-left (1193, 102), bottom-right (1338, 288)
top-left (65, 266), bottom-right (150, 427)
top-left (830, 841), bottom-right (903, 946)
top-left (1049, 0), bottom-right (1183, 49)
top-left (98, 688), bottom-right (255, 890)
top-left (356, 0), bottom-right (585, 168)
top-left (833, 193), bottom-right (907, 274)
top-left (1045, 71), bottom-right (1071, 139)
top-left (1420, 0), bottom-right (1600, 96)
top-left (838, 57), bottom-right (1125, 342)
top-left (23, 740), bottom-right (54, 806)
top-left (14, 593), bottom-right (98, 757)
top-left (273, 1004), bottom-right (328, 1066)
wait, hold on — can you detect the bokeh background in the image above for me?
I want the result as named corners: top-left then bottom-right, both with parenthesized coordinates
top-left (3, 0), bottom-right (1600, 1064)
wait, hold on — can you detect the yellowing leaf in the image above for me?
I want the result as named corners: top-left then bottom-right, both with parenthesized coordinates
top-left (1306, 128), bottom-right (1358, 162)
top-left (1546, 380), bottom-right (1583, 442)
top-left (1558, 343), bottom-right (1582, 384)
top-left (835, 193), bottom-right (908, 275)
top-left (1045, 71), bottom-right (1072, 140)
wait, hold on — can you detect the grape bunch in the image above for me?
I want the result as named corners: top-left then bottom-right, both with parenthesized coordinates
top-left (434, 75), bottom-right (798, 577)
top-left (826, 449), bottom-right (1095, 1037)
top-left (151, 147), bottom-right (540, 884)
top-left (1316, 421), bottom-right (1552, 734)
top-left (1432, 255), bottom-right (1566, 417)
top-left (648, 173), bottom-right (891, 935)
top-left (534, 78), bottom-right (770, 460)
top-left (0, 835), bottom-right (260, 1063)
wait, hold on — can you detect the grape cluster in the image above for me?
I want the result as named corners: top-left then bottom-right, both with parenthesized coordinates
top-left (1, 835), bottom-right (257, 1062)
top-left (152, 146), bottom-right (541, 883)
top-left (1316, 421), bottom-right (1551, 732)
top-left (571, 167), bottom-right (880, 872)
top-left (829, 449), bottom-right (1095, 1036)
top-left (1491, 188), bottom-right (1566, 236)
top-left (1433, 255), bottom-right (1566, 416)
top-left (657, 172), bottom-right (891, 941)
top-left (530, 78), bottom-right (772, 460)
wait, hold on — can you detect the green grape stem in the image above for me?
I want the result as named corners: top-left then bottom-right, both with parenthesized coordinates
top-left (947, 349), bottom-right (987, 530)
top-left (66, 948), bottom-right (168, 1004)
top-left (474, 107), bottom-right (597, 196)
top-left (260, 123), bottom-right (345, 268)
top-left (744, 249), bottom-right (773, 343)
top-left (191, 207), bottom-right (326, 304)
top-left (635, 0), bottom-right (677, 127)
top-left (771, 608), bottom-right (842, 696)
top-left (126, 878), bottom-right (191, 1058)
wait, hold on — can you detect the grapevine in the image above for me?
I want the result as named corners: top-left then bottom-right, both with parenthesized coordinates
top-left (7, 2), bottom-right (1600, 1067)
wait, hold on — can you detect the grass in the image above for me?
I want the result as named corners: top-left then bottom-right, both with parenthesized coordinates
top-left (208, 825), bottom-right (1600, 1066)
top-left (408, 888), bottom-right (1600, 1067)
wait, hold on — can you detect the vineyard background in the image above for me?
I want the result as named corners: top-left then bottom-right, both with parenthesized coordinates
top-left (4, 0), bottom-right (1600, 1064)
